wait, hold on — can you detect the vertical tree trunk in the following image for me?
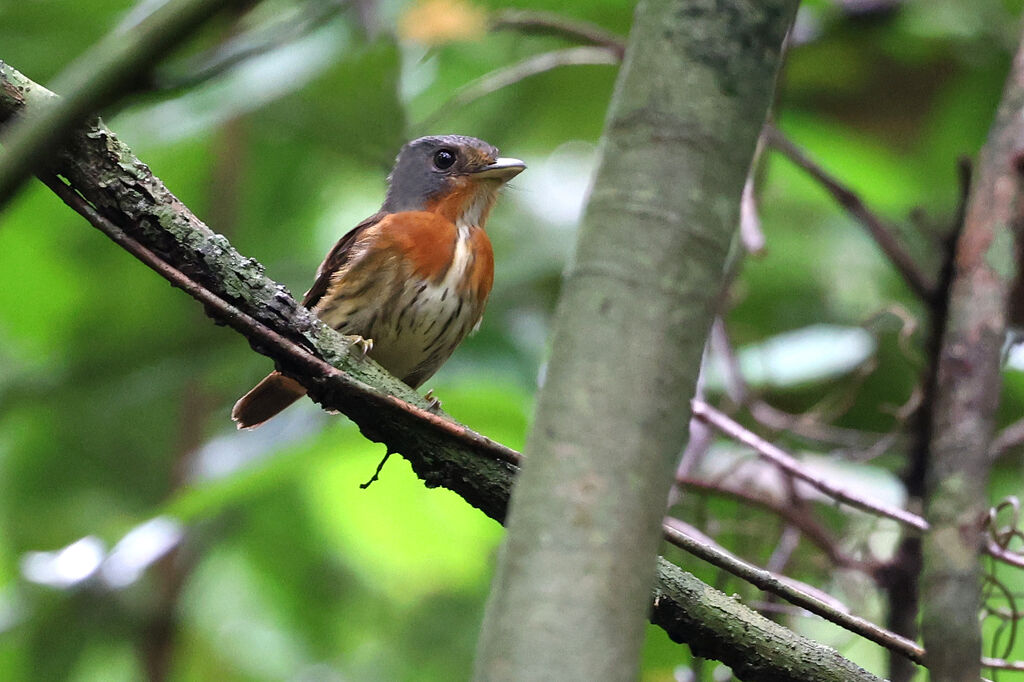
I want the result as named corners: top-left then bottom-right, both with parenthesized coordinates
top-left (921, 28), bottom-right (1024, 682)
top-left (474, 1), bottom-right (798, 679)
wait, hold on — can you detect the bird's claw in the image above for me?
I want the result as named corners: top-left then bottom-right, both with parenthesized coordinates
top-left (423, 389), bottom-right (442, 412)
top-left (347, 335), bottom-right (374, 360)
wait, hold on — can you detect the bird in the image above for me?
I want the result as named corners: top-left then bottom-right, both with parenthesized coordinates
top-left (232, 135), bottom-right (525, 428)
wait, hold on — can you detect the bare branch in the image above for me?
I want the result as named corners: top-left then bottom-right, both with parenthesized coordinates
top-left (990, 416), bottom-right (1024, 459)
top-left (985, 497), bottom-right (1024, 570)
top-left (418, 46), bottom-right (619, 129)
top-left (662, 519), bottom-right (925, 664)
top-left (708, 319), bottom-right (887, 450)
top-left (677, 475), bottom-right (876, 571)
top-left (692, 399), bottom-right (930, 532)
top-left (919, 25), bottom-right (1024, 678)
top-left (490, 9), bottom-right (626, 57)
top-left (150, 0), bottom-right (345, 93)
top-left (740, 133), bottom-right (767, 255)
top-left (983, 656), bottom-right (1024, 671)
top-left (987, 542), bottom-right (1024, 569)
top-left (763, 123), bottom-right (937, 302)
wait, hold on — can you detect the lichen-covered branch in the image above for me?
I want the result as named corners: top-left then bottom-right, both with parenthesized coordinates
top-left (0, 60), bottom-right (518, 522)
top-left (920, 28), bottom-right (1024, 681)
top-left (652, 558), bottom-right (882, 682)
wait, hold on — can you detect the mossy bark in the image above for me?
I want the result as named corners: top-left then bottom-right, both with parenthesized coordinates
top-left (652, 558), bottom-right (880, 682)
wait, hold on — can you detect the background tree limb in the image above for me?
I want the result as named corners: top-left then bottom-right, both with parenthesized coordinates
top-left (920, 26), bottom-right (1024, 680)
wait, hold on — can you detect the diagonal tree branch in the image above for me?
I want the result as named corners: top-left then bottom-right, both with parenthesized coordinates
top-left (0, 0), bottom-right (249, 209)
top-left (662, 519), bottom-right (924, 664)
top-left (764, 123), bottom-right (937, 302)
top-left (675, 474), bottom-right (875, 571)
top-left (659, 518), bottom-right (925, 659)
top-left (489, 9), bottom-right (627, 57)
top-left (0, 61), bottom-right (888, 681)
top-left (692, 399), bottom-right (929, 532)
top-left (417, 46), bottom-right (620, 131)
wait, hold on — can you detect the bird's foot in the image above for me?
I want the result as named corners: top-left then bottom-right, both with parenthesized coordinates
top-left (346, 335), bottom-right (374, 360)
top-left (423, 389), bottom-right (443, 413)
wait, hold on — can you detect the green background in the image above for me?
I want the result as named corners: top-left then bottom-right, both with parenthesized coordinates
top-left (1, 0), bottom-right (1023, 679)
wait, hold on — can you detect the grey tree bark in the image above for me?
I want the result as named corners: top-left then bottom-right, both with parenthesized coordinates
top-left (474, 1), bottom-right (799, 679)
top-left (920, 27), bottom-right (1024, 682)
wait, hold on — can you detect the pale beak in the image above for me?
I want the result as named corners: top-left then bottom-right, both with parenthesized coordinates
top-left (471, 157), bottom-right (526, 181)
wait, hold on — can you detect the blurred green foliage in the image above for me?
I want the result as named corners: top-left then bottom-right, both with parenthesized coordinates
top-left (1, 0), bottom-right (1023, 679)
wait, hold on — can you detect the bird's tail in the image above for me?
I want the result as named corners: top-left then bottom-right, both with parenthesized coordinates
top-left (232, 371), bottom-right (307, 429)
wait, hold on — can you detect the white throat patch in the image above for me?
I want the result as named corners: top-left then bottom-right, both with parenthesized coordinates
top-left (456, 184), bottom-right (498, 230)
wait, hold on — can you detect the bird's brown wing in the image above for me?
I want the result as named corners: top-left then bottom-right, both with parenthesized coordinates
top-left (235, 211), bottom-right (388, 429)
top-left (301, 211), bottom-right (387, 309)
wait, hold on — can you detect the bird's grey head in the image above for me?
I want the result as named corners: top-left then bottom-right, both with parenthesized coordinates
top-left (382, 135), bottom-right (524, 213)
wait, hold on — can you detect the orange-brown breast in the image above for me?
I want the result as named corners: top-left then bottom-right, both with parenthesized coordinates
top-left (374, 211), bottom-right (459, 283)
top-left (465, 226), bottom-right (494, 304)
top-left (312, 206), bottom-right (494, 389)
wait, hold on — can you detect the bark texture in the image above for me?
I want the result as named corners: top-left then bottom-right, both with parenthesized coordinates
top-left (920, 29), bottom-right (1024, 681)
top-left (474, 1), bottom-right (798, 679)
top-left (652, 558), bottom-right (880, 682)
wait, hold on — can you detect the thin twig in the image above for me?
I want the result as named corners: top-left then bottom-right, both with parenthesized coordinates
top-left (763, 123), bottom-right (936, 302)
top-left (490, 9), bottom-right (627, 58)
top-left (662, 518), bottom-right (925, 663)
top-left (991, 416), bottom-right (1024, 459)
top-left (766, 524), bottom-right (801, 575)
top-left (751, 399), bottom-right (893, 451)
top-left (740, 133), bottom-right (767, 255)
top-left (691, 399), bottom-right (930, 532)
top-left (667, 519), bottom-right (852, 612)
top-left (418, 46), bottom-right (619, 129)
top-left (149, 0), bottom-right (345, 93)
top-left (677, 475), bottom-right (875, 572)
top-left (986, 498), bottom-right (1024, 570)
top-left (983, 656), bottom-right (1024, 671)
top-left (708, 320), bottom-right (885, 450)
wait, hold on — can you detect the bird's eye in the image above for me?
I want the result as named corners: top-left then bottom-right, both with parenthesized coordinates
top-left (433, 149), bottom-right (456, 170)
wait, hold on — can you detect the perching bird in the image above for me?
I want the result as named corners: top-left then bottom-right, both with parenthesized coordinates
top-left (232, 135), bottom-right (525, 428)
